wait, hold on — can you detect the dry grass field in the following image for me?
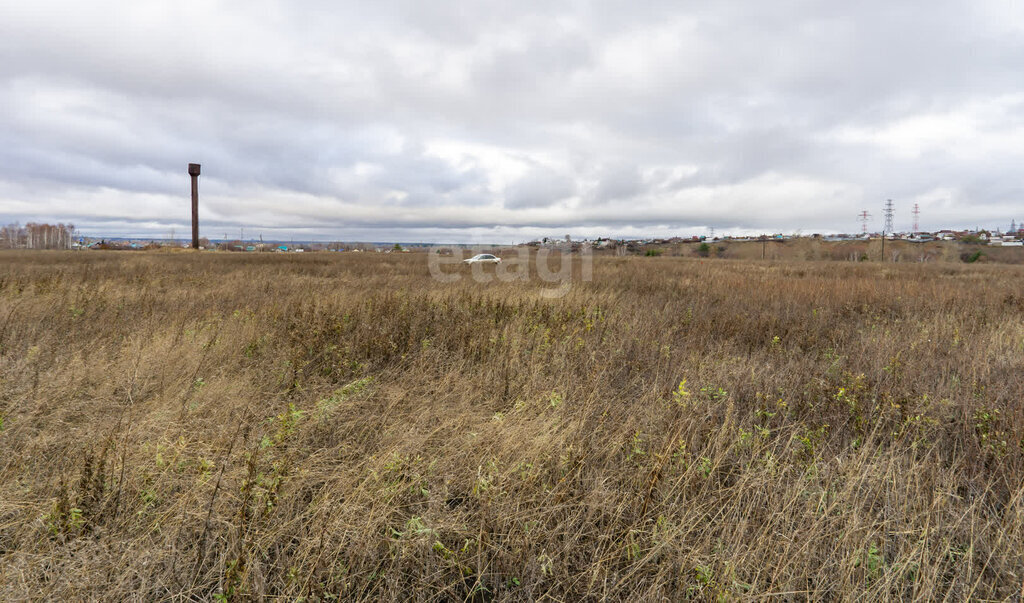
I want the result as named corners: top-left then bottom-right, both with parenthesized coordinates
top-left (0, 250), bottom-right (1022, 601)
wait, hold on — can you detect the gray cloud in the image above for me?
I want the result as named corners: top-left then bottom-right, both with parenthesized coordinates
top-left (504, 164), bottom-right (576, 209)
top-left (2, 0), bottom-right (1024, 242)
top-left (588, 162), bottom-right (643, 204)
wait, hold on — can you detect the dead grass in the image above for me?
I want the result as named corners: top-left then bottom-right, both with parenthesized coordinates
top-left (0, 250), bottom-right (1022, 601)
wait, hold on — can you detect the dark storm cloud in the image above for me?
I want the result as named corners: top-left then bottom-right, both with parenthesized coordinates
top-left (2, 0), bottom-right (1023, 241)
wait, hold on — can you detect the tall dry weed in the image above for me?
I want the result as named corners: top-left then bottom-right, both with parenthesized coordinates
top-left (0, 250), bottom-right (1021, 600)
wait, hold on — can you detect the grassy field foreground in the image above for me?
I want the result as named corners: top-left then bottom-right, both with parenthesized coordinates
top-left (0, 251), bottom-right (1022, 600)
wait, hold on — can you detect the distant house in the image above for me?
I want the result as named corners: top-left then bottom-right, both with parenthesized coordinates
top-left (989, 235), bottom-right (1022, 247)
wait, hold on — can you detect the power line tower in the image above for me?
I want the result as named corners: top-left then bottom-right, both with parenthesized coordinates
top-left (858, 210), bottom-right (872, 234)
top-left (912, 203), bottom-right (920, 233)
top-left (883, 199), bottom-right (895, 233)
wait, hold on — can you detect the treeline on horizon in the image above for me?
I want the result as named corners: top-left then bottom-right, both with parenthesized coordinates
top-left (0, 222), bottom-right (75, 250)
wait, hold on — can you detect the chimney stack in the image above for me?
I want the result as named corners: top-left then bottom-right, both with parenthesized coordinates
top-left (188, 163), bottom-right (201, 249)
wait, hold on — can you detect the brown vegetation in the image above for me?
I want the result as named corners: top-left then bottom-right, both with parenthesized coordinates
top-left (1, 251), bottom-right (1022, 600)
top-left (629, 237), bottom-right (1024, 264)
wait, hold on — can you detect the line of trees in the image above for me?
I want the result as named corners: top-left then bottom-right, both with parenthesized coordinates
top-left (0, 222), bottom-right (76, 249)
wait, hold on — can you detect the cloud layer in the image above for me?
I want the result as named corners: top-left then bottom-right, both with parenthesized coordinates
top-left (2, 0), bottom-right (1023, 241)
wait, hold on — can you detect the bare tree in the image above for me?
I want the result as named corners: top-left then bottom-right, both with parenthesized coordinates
top-left (16, 222), bottom-right (74, 250)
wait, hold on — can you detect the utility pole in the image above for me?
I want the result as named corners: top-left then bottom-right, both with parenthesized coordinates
top-left (883, 199), bottom-right (895, 234)
top-left (188, 163), bottom-right (201, 249)
top-left (761, 234), bottom-right (767, 259)
top-left (881, 226), bottom-right (885, 261)
top-left (859, 210), bottom-right (871, 235)
top-left (882, 199), bottom-right (895, 261)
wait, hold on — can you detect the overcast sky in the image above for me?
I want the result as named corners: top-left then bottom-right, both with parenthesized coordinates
top-left (2, 1), bottom-right (1023, 242)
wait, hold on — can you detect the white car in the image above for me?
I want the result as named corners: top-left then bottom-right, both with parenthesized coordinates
top-left (464, 253), bottom-right (501, 264)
